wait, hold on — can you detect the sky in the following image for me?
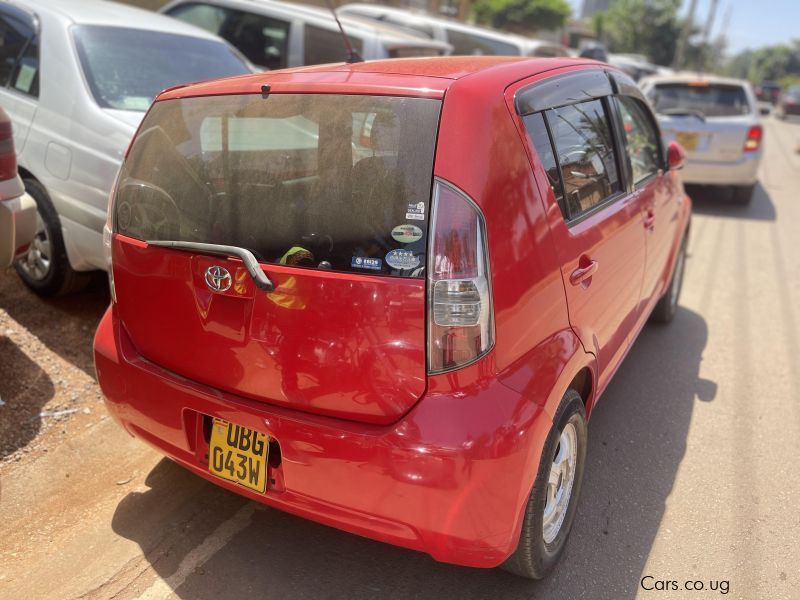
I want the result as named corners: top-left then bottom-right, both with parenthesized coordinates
top-left (566, 0), bottom-right (800, 55)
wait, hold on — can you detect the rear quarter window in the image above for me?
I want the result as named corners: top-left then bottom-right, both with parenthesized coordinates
top-left (545, 99), bottom-right (621, 218)
top-left (115, 93), bottom-right (441, 277)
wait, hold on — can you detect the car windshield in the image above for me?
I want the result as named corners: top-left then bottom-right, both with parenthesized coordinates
top-left (651, 83), bottom-right (752, 117)
top-left (115, 93), bottom-right (441, 277)
top-left (73, 26), bottom-right (250, 112)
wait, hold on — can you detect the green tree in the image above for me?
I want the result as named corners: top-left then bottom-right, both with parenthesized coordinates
top-left (473, 0), bottom-right (572, 33)
top-left (593, 0), bottom-right (682, 66)
top-left (726, 40), bottom-right (800, 84)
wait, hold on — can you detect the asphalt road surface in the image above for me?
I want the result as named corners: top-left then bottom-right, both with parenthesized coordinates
top-left (1, 117), bottom-right (799, 600)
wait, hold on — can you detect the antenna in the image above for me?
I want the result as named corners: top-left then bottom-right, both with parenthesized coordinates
top-left (323, 0), bottom-right (363, 64)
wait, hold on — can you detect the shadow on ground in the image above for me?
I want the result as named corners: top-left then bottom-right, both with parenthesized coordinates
top-left (0, 336), bottom-right (55, 458)
top-left (0, 270), bottom-right (109, 377)
top-left (112, 308), bottom-right (711, 600)
top-left (687, 181), bottom-right (776, 222)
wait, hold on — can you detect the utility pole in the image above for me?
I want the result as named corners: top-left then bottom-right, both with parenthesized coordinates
top-left (673, 0), bottom-right (699, 70)
top-left (703, 0), bottom-right (720, 45)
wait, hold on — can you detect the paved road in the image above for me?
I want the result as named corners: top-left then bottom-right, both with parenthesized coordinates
top-left (1, 117), bottom-right (799, 600)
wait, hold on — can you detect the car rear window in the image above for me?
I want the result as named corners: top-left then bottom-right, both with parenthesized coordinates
top-left (115, 93), bottom-right (441, 277)
top-left (73, 26), bottom-right (250, 112)
top-left (651, 83), bottom-right (752, 117)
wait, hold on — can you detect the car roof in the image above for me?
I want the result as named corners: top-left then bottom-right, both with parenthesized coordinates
top-left (17, 0), bottom-right (225, 40)
top-left (158, 55), bottom-right (596, 102)
top-left (641, 73), bottom-right (751, 88)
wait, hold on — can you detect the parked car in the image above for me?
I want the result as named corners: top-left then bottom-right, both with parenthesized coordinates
top-left (754, 80), bottom-right (781, 104)
top-left (95, 55), bottom-right (691, 578)
top-left (608, 54), bottom-right (672, 82)
top-left (0, 106), bottom-right (35, 268)
top-left (775, 84), bottom-right (800, 119)
top-left (161, 0), bottom-right (452, 70)
top-left (640, 74), bottom-right (762, 204)
top-left (0, 0), bottom-right (252, 296)
top-left (337, 3), bottom-right (569, 57)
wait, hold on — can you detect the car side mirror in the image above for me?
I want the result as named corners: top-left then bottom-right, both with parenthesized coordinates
top-left (667, 141), bottom-right (686, 170)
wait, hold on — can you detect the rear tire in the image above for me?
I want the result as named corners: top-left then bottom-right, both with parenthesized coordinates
top-left (502, 389), bottom-right (587, 579)
top-left (651, 234), bottom-right (687, 324)
top-left (732, 183), bottom-right (755, 205)
top-left (14, 179), bottom-right (91, 297)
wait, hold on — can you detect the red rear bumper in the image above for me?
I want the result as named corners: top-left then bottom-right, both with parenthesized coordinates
top-left (94, 307), bottom-right (552, 568)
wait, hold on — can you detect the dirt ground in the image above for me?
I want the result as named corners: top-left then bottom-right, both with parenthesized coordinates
top-left (0, 273), bottom-right (109, 464)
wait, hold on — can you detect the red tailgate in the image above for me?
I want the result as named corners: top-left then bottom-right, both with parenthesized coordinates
top-left (113, 235), bottom-right (426, 424)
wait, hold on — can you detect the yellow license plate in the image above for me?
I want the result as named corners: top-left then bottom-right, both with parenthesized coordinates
top-left (208, 418), bottom-right (269, 493)
top-left (676, 131), bottom-right (700, 151)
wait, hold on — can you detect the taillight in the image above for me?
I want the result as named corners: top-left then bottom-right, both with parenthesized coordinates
top-left (744, 125), bottom-right (762, 152)
top-left (104, 169), bottom-right (121, 303)
top-left (427, 180), bottom-right (494, 373)
top-left (0, 118), bottom-right (17, 181)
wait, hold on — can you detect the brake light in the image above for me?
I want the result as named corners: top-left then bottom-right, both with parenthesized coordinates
top-left (0, 118), bottom-right (17, 182)
top-left (744, 125), bottom-right (762, 152)
top-left (104, 169), bottom-right (121, 303)
top-left (427, 180), bottom-right (494, 373)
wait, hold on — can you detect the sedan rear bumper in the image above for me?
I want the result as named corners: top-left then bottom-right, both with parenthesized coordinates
top-left (93, 307), bottom-right (552, 568)
top-left (681, 151), bottom-right (761, 187)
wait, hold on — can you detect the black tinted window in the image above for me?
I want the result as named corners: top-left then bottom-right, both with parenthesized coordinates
top-left (116, 94), bottom-right (441, 277)
top-left (445, 28), bottom-right (518, 55)
top-left (614, 96), bottom-right (662, 184)
top-left (73, 26), bottom-right (250, 111)
top-left (0, 9), bottom-right (34, 90)
top-left (169, 3), bottom-right (290, 70)
top-left (522, 112), bottom-right (566, 218)
top-left (546, 99), bottom-right (621, 218)
top-left (304, 25), bottom-right (363, 65)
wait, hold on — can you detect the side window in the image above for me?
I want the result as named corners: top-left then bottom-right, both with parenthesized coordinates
top-left (169, 3), bottom-right (290, 70)
top-left (0, 9), bottom-right (37, 96)
top-left (614, 96), bottom-right (662, 185)
top-left (522, 112), bottom-right (567, 218)
top-left (304, 25), bottom-right (363, 65)
top-left (167, 3), bottom-right (227, 34)
top-left (10, 32), bottom-right (39, 97)
top-left (546, 99), bottom-right (621, 218)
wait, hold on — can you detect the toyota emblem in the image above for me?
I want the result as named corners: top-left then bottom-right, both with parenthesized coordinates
top-left (204, 265), bottom-right (232, 292)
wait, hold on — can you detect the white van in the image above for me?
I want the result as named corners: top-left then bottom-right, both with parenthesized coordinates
top-left (161, 0), bottom-right (452, 69)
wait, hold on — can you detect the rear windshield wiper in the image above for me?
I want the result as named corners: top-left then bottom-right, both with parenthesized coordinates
top-left (147, 240), bottom-right (275, 292)
top-left (660, 108), bottom-right (706, 122)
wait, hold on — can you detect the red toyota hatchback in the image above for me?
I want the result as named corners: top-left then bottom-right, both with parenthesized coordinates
top-left (94, 56), bottom-right (690, 578)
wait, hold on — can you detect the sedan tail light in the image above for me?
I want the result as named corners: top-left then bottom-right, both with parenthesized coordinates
top-left (427, 180), bottom-right (494, 373)
top-left (744, 125), bottom-right (763, 152)
top-left (0, 118), bottom-right (17, 182)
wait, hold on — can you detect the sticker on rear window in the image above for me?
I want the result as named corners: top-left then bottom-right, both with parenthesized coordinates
top-left (391, 224), bottom-right (423, 244)
top-left (351, 256), bottom-right (382, 270)
top-left (385, 249), bottom-right (420, 271)
top-left (405, 201), bottom-right (425, 221)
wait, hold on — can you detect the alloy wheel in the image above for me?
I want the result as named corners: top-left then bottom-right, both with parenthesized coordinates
top-left (542, 421), bottom-right (578, 544)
